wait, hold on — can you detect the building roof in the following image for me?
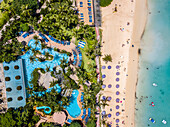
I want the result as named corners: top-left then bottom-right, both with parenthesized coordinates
top-left (3, 59), bottom-right (26, 108)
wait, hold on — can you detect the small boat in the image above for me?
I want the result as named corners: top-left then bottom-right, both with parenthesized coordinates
top-left (149, 102), bottom-right (155, 107)
top-left (152, 83), bottom-right (158, 87)
top-left (162, 120), bottom-right (167, 124)
top-left (149, 118), bottom-right (155, 123)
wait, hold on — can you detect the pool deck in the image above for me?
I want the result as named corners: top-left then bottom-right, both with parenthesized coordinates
top-left (0, 63), bottom-right (8, 113)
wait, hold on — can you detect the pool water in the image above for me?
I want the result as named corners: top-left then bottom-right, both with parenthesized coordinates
top-left (19, 39), bottom-right (69, 88)
top-left (66, 90), bottom-right (81, 118)
top-left (36, 106), bottom-right (52, 114)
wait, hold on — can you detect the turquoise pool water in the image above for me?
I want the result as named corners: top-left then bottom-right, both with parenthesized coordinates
top-left (135, 0), bottom-right (170, 126)
top-left (19, 39), bottom-right (69, 88)
top-left (36, 106), bottom-right (51, 114)
top-left (66, 90), bottom-right (81, 118)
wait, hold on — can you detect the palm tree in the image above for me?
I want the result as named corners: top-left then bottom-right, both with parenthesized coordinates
top-left (29, 56), bottom-right (35, 63)
top-left (102, 54), bottom-right (112, 64)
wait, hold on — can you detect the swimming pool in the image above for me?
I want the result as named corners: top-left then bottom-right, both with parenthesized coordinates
top-left (66, 90), bottom-right (81, 118)
top-left (19, 39), bottom-right (69, 88)
top-left (36, 106), bottom-right (51, 114)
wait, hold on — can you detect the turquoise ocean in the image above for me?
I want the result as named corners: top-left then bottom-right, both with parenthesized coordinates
top-left (135, 0), bottom-right (170, 127)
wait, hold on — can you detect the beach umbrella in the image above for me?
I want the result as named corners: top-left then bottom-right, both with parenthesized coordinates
top-left (102, 66), bottom-right (106, 69)
top-left (102, 111), bottom-right (106, 115)
top-left (116, 65), bottom-right (120, 69)
top-left (102, 74), bottom-right (106, 78)
top-left (102, 85), bottom-right (106, 89)
top-left (116, 91), bottom-right (120, 95)
top-left (116, 78), bottom-right (119, 82)
top-left (116, 98), bottom-right (120, 103)
top-left (116, 105), bottom-right (119, 109)
top-left (116, 126), bottom-right (119, 127)
top-left (116, 84), bottom-right (119, 88)
top-left (116, 112), bottom-right (120, 116)
top-left (108, 125), bottom-right (111, 127)
top-left (102, 96), bottom-right (106, 100)
top-left (116, 119), bottom-right (119, 123)
top-left (107, 97), bottom-right (112, 101)
top-left (116, 72), bottom-right (120, 75)
top-left (108, 65), bottom-right (111, 69)
top-left (108, 84), bottom-right (112, 88)
top-left (108, 114), bottom-right (111, 118)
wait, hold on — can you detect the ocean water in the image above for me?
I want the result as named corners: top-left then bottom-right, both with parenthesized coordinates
top-left (135, 0), bottom-right (170, 127)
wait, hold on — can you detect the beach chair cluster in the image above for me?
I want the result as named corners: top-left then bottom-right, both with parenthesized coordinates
top-left (67, 119), bottom-right (72, 124)
top-left (47, 34), bottom-right (71, 45)
top-left (39, 33), bottom-right (49, 42)
top-left (19, 30), bottom-right (24, 36)
top-left (76, 47), bottom-right (82, 67)
top-left (72, 50), bottom-right (77, 65)
top-left (78, 41), bottom-right (86, 48)
top-left (22, 33), bottom-right (29, 38)
top-left (80, 13), bottom-right (84, 22)
top-left (87, 0), bottom-right (92, 22)
top-left (80, 1), bottom-right (83, 7)
top-left (85, 108), bottom-right (91, 123)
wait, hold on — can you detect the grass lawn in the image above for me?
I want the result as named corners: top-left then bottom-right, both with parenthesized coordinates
top-left (80, 43), bottom-right (95, 73)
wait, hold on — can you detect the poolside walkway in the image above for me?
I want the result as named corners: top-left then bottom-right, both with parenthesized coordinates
top-left (0, 63), bottom-right (8, 113)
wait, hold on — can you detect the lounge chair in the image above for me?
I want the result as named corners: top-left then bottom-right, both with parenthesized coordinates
top-left (67, 119), bottom-right (72, 124)
top-left (83, 109), bottom-right (86, 115)
top-left (85, 116), bottom-right (89, 123)
top-left (81, 115), bottom-right (85, 120)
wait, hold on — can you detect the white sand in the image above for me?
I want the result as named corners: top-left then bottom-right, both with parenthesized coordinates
top-left (100, 0), bottom-right (147, 126)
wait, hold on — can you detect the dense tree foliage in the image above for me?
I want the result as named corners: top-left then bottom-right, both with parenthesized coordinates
top-left (100, 0), bottom-right (113, 7)
top-left (0, 105), bottom-right (39, 127)
top-left (69, 121), bottom-right (82, 127)
top-left (102, 54), bottom-right (112, 63)
top-left (0, 38), bottom-right (24, 62)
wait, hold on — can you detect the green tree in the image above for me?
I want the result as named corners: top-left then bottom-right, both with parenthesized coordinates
top-left (86, 120), bottom-right (96, 127)
top-left (102, 54), bottom-right (112, 63)
top-left (70, 122), bottom-right (81, 127)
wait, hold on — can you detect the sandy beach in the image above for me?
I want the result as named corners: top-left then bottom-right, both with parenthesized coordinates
top-left (100, 0), bottom-right (147, 126)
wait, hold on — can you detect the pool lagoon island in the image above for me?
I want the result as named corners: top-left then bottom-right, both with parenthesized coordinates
top-left (135, 0), bottom-right (170, 127)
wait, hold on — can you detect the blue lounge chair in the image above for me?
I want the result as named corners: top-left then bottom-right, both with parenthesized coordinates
top-left (80, 2), bottom-right (83, 7)
top-left (88, 7), bottom-right (91, 11)
top-left (85, 116), bottom-right (89, 123)
top-left (81, 115), bottom-right (85, 120)
top-left (83, 109), bottom-right (86, 115)
top-left (67, 119), bottom-right (72, 124)
top-left (88, 3), bottom-right (91, 6)
top-left (88, 108), bottom-right (91, 117)
top-left (19, 30), bottom-right (24, 36)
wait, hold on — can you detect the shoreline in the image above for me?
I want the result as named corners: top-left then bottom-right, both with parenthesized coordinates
top-left (124, 0), bottom-right (148, 127)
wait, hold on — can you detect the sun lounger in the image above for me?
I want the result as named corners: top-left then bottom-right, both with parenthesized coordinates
top-left (67, 119), bottom-right (72, 124)
top-left (83, 109), bottom-right (86, 115)
top-left (81, 115), bottom-right (85, 120)
top-left (85, 116), bottom-right (89, 123)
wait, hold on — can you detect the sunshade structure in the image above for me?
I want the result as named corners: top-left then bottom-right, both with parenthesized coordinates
top-left (116, 119), bottom-right (119, 123)
top-left (116, 98), bottom-right (120, 103)
top-left (108, 65), bottom-right (111, 69)
top-left (102, 66), bottom-right (106, 69)
top-left (107, 97), bottom-right (112, 101)
top-left (116, 112), bottom-right (120, 116)
top-left (108, 114), bottom-right (111, 118)
top-left (53, 111), bottom-right (66, 124)
top-left (116, 65), bottom-right (120, 69)
top-left (116, 78), bottom-right (119, 82)
top-left (102, 85), bottom-right (106, 88)
top-left (116, 72), bottom-right (120, 75)
top-left (116, 91), bottom-right (120, 95)
top-left (102, 74), bottom-right (106, 78)
top-left (116, 84), bottom-right (120, 88)
top-left (116, 105), bottom-right (119, 109)
top-left (108, 84), bottom-right (112, 88)
top-left (102, 111), bottom-right (106, 115)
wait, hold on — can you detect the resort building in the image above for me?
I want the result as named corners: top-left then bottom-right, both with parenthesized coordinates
top-left (3, 59), bottom-right (26, 109)
top-left (76, 0), bottom-right (94, 25)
